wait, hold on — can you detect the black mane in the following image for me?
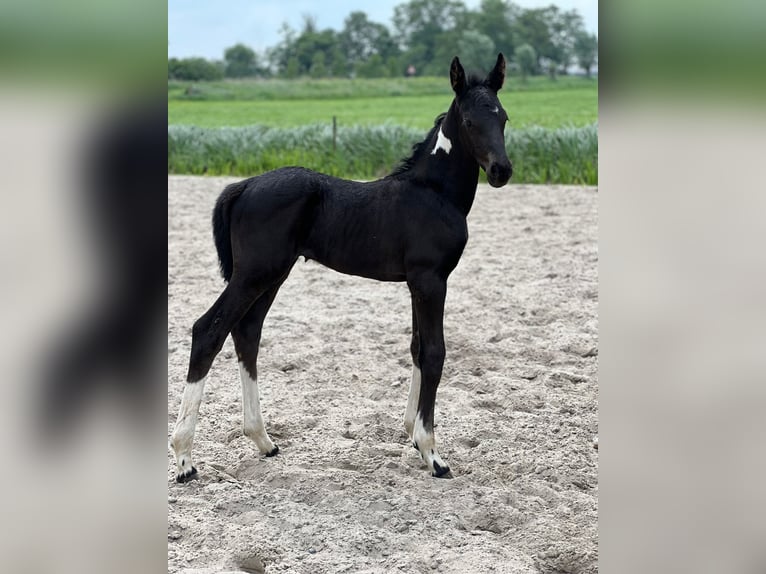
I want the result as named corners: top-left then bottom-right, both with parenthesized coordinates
top-left (388, 112), bottom-right (447, 178)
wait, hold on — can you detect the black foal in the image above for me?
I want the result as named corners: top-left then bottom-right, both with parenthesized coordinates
top-left (172, 54), bottom-right (512, 481)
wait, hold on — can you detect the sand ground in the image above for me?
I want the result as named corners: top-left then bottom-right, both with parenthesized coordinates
top-left (168, 175), bottom-right (598, 574)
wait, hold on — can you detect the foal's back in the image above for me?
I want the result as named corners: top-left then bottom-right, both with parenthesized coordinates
top-left (232, 166), bottom-right (468, 282)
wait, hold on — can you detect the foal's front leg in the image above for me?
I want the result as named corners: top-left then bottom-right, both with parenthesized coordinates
top-left (238, 362), bottom-right (279, 456)
top-left (404, 306), bottom-right (421, 439)
top-left (408, 275), bottom-right (452, 478)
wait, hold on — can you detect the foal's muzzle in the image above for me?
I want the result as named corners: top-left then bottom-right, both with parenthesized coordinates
top-left (487, 159), bottom-right (512, 188)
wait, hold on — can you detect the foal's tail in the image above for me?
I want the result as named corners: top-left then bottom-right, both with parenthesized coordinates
top-left (212, 180), bottom-right (247, 282)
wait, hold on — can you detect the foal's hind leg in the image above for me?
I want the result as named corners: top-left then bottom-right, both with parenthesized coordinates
top-left (171, 376), bottom-right (207, 482)
top-left (408, 273), bottom-right (452, 478)
top-left (186, 279), bottom-right (264, 383)
top-left (171, 279), bottom-right (264, 482)
top-left (231, 281), bottom-right (286, 458)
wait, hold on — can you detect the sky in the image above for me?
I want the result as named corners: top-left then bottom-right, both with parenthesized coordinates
top-left (168, 0), bottom-right (598, 60)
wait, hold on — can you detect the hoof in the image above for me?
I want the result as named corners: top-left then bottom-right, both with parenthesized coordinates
top-left (265, 445), bottom-right (279, 457)
top-left (432, 462), bottom-right (452, 479)
top-left (176, 466), bottom-right (198, 483)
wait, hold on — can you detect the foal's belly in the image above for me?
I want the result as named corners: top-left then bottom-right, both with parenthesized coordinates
top-left (300, 223), bottom-right (407, 282)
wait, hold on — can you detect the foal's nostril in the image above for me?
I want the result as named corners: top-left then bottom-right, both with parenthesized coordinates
top-left (489, 162), bottom-right (512, 182)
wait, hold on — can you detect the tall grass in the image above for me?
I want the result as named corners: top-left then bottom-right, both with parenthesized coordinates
top-left (168, 123), bottom-right (597, 185)
top-left (505, 125), bottom-right (599, 184)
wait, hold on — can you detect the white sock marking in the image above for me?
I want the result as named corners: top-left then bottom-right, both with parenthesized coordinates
top-left (412, 414), bottom-right (448, 474)
top-left (171, 378), bottom-right (206, 477)
top-left (239, 362), bottom-right (276, 454)
top-left (404, 366), bottom-right (421, 438)
top-left (431, 127), bottom-right (452, 155)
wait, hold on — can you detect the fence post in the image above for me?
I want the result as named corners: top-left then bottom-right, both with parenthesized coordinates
top-left (332, 116), bottom-right (337, 152)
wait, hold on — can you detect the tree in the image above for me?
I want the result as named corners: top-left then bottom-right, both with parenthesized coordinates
top-left (266, 23), bottom-right (296, 75)
top-left (284, 56), bottom-right (300, 78)
top-left (470, 0), bottom-right (520, 60)
top-left (515, 43), bottom-right (536, 83)
top-left (512, 6), bottom-right (585, 76)
top-left (456, 30), bottom-right (496, 73)
top-left (329, 45), bottom-right (349, 77)
top-left (295, 29), bottom-right (343, 76)
top-left (546, 7), bottom-right (585, 74)
top-left (541, 56), bottom-right (557, 80)
top-left (310, 51), bottom-right (327, 78)
top-left (301, 13), bottom-right (318, 35)
top-left (513, 8), bottom-right (552, 72)
top-left (275, 17), bottom-right (345, 77)
top-left (223, 43), bottom-right (259, 78)
top-left (267, 19), bottom-right (343, 77)
top-left (574, 32), bottom-right (597, 77)
top-left (356, 54), bottom-right (390, 78)
top-left (393, 0), bottom-right (469, 76)
top-left (340, 11), bottom-right (399, 76)
top-left (168, 57), bottom-right (224, 81)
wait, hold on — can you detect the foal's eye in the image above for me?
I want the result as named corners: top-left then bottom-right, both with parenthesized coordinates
top-left (464, 118), bottom-right (473, 128)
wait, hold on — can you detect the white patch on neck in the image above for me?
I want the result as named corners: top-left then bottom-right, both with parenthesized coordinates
top-left (492, 106), bottom-right (499, 114)
top-left (431, 127), bottom-right (452, 155)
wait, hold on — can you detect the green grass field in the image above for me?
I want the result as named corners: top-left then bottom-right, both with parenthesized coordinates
top-left (168, 76), bottom-right (597, 129)
top-left (167, 76), bottom-right (598, 184)
top-left (168, 89), bottom-right (595, 129)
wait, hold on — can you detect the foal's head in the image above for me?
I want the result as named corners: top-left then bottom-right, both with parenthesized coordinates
top-left (450, 54), bottom-right (513, 188)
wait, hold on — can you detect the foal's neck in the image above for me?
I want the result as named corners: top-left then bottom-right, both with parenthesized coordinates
top-left (414, 100), bottom-right (480, 216)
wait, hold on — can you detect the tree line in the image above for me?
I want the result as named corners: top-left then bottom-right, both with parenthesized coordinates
top-left (168, 0), bottom-right (597, 82)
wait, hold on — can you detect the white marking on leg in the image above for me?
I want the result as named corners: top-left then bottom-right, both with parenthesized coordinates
top-left (413, 414), bottom-right (448, 475)
top-left (431, 127), bottom-right (452, 155)
top-left (404, 366), bottom-right (421, 439)
top-left (239, 362), bottom-right (276, 455)
top-left (171, 378), bottom-right (206, 479)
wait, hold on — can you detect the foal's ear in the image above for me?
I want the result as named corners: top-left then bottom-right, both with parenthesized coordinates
top-left (487, 53), bottom-right (506, 92)
top-left (450, 56), bottom-right (466, 94)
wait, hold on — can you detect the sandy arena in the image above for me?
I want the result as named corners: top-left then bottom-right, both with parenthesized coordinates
top-left (168, 175), bottom-right (598, 573)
